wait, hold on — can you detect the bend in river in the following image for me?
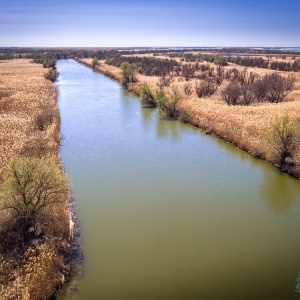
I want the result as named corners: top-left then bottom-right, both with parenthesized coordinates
top-left (57, 59), bottom-right (300, 300)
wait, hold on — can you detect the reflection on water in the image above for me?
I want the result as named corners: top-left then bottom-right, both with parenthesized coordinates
top-left (260, 167), bottom-right (299, 214)
top-left (140, 105), bottom-right (156, 132)
top-left (57, 60), bottom-right (300, 300)
top-left (156, 114), bottom-right (180, 142)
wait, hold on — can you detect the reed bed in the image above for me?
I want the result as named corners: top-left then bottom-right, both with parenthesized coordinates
top-left (0, 59), bottom-right (72, 299)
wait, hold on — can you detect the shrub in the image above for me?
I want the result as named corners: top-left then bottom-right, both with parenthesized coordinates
top-left (35, 111), bottom-right (55, 131)
top-left (207, 66), bottom-right (214, 77)
top-left (92, 57), bottom-right (99, 69)
top-left (155, 89), bottom-right (167, 107)
top-left (265, 116), bottom-right (300, 167)
top-left (195, 79), bottom-right (218, 98)
top-left (225, 68), bottom-right (239, 81)
top-left (179, 109), bottom-right (193, 123)
top-left (183, 83), bottom-right (193, 96)
top-left (44, 69), bottom-right (59, 82)
top-left (120, 61), bottom-right (137, 88)
top-left (157, 75), bottom-right (171, 89)
top-left (156, 87), bottom-right (181, 118)
top-left (139, 82), bottom-right (156, 106)
top-left (237, 68), bottom-right (257, 86)
top-left (182, 64), bottom-right (196, 81)
top-left (265, 73), bottom-right (295, 103)
top-left (216, 65), bottom-right (224, 85)
top-left (239, 85), bottom-right (256, 105)
top-left (42, 58), bottom-right (56, 68)
top-left (222, 82), bottom-right (241, 105)
top-left (253, 78), bottom-right (268, 101)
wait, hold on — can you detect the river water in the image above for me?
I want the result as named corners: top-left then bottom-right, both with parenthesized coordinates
top-left (56, 59), bottom-right (300, 300)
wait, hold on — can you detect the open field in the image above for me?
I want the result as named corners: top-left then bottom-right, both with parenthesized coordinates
top-left (0, 59), bottom-right (73, 299)
top-left (79, 53), bottom-right (300, 177)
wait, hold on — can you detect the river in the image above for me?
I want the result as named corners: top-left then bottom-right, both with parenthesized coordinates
top-left (56, 59), bottom-right (300, 299)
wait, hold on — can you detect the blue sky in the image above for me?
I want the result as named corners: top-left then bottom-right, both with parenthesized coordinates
top-left (0, 0), bottom-right (299, 47)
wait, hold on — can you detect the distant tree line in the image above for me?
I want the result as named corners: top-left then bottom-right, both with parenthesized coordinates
top-left (1, 47), bottom-right (299, 73)
top-left (169, 52), bottom-right (300, 72)
top-left (106, 56), bottom-right (179, 77)
top-left (1, 46), bottom-right (299, 60)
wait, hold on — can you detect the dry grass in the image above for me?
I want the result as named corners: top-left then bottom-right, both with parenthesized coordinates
top-left (0, 59), bottom-right (72, 299)
top-left (0, 59), bottom-right (60, 175)
top-left (78, 58), bottom-right (121, 81)
top-left (79, 56), bottom-right (300, 176)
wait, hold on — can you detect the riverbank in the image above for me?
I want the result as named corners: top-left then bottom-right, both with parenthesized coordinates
top-left (0, 59), bottom-right (75, 299)
top-left (78, 57), bottom-right (300, 178)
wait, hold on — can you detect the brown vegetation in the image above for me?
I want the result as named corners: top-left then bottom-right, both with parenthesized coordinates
top-left (79, 55), bottom-right (300, 177)
top-left (0, 60), bottom-right (73, 299)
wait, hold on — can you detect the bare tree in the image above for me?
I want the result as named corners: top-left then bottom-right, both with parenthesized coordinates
top-left (195, 79), bottom-right (218, 98)
top-left (253, 78), bottom-right (268, 101)
top-left (265, 73), bottom-right (295, 103)
top-left (222, 82), bottom-right (241, 105)
top-left (0, 157), bottom-right (69, 251)
top-left (240, 85), bottom-right (256, 105)
top-left (182, 64), bottom-right (196, 81)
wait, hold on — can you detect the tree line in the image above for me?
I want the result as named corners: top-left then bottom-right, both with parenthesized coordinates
top-left (169, 52), bottom-right (300, 72)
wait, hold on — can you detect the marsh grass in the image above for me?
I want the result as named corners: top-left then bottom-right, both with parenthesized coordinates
top-left (0, 59), bottom-right (73, 299)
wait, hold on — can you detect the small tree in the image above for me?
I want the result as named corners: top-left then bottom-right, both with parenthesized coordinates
top-left (120, 61), bottom-right (137, 88)
top-left (253, 78), bottom-right (268, 101)
top-left (156, 86), bottom-right (181, 118)
top-left (195, 79), bottom-right (218, 98)
top-left (182, 64), bottom-right (195, 81)
top-left (216, 65), bottom-right (224, 85)
top-left (44, 69), bottom-right (59, 82)
top-left (266, 116), bottom-right (300, 167)
top-left (222, 82), bottom-right (241, 105)
top-left (0, 157), bottom-right (69, 251)
top-left (92, 57), bottom-right (99, 70)
top-left (139, 82), bottom-right (156, 106)
top-left (183, 82), bottom-right (193, 96)
top-left (157, 75), bottom-right (171, 89)
top-left (240, 85), bottom-right (256, 105)
top-left (265, 73), bottom-right (295, 103)
top-left (42, 58), bottom-right (56, 69)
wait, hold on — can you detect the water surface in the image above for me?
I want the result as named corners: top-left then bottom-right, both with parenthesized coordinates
top-left (57, 59), bottom-right (300, 300)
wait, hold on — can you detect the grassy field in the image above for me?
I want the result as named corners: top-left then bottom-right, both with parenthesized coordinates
top-left (0, 59), bottom-right (73, 299)
top-left (79, 53), bottom-right (300, 177)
